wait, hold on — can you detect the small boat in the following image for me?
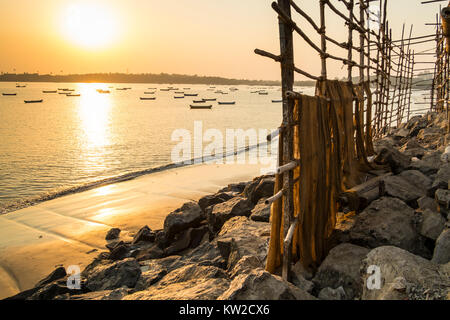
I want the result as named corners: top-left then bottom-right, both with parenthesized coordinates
top-left (174, 91), bottom-right (184, 94)
top-left (190, 105), bottom-right (212, 109)
top-left (203, 98), bottom-right (217, 101)
top-left (183, 88), bottom-right (191, 90)
top-left (148, 87), bottom-right (157, 90)
top-left (24, 99), bottom-right (43, 103)
top-left (259, 92), bottom-right (268, 95)
top-left (272, 100), bottom-right (283, 103)
top-left (43, 90), bottom-right (57, 93)
top-left (193, 100), bottom-right (205, 103)
top-left (184, 93), bottom-right (198, 97)
top-left (144, 92), bottom-right (155, 94)
top-left (116, 88), bottom-right (127, 91)
top-left (97, 89), bottom-right (110, 94)
top-left (218, 101), bottom-right (236, 105)
top-left (140, 97), bottom-right (156, 100)
top-left (66, 94), bottom-right (81, 97)
top-left (174, 96), bottom-right (185, 99)
top-left (2, 93), bottom-right (17, 96)
top-left (58, 92), bottom-right (68, 95)
top-left (16, 85), bottom-right (26, 88)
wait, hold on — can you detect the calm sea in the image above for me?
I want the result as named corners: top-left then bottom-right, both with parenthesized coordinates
top-left (0, 82), bottom-right (429, 213)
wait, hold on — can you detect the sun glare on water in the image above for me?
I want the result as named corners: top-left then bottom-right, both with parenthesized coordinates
top-left (62, 3), bottom-right (119, 49)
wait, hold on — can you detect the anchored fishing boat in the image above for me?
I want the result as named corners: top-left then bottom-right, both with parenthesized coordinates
top-left (218, 101), bottom-right (236, 105)
top-left (97, 89), bottom-right (110, 94)
top-left (190, 104), bottom-right (212, 109)
top-left (2, 93), bottom-right (17, 96)
top-left (66, 94), bottom-right (81, 97)
top-left (140, 97), bottom-right (156, 100)
top-left (174, 96), bottom-right (184, 99)
top-left (184, 93), bottom-right (198, 97)
top-left (192, 100), bottom-right (205, 103)
top-left (43, 91), bottom-right (57, 93)
top-left (144, 92), bottom-right (155, 94)
top-left (203, 98), bottom-right (217, 101)
top-left (24, 99), bottom-right (43, 103)
top-left (272, 100), bottom-right (283, 103)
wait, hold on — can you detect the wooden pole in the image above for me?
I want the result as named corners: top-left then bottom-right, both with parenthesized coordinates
top-left (276, 0), bottom-right (295, 282)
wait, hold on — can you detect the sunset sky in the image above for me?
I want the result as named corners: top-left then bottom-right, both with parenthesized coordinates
top-left (0, 0), bottom-right (446, 81)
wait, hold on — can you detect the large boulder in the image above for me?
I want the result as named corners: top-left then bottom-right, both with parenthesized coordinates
top-left (374, 146), bottom-right (411, 174)
top-left (432, 229), bottom-right (450, 264)
top-left (313, 243), bottom-right (370, 299)
top-left (398, 170), bottom-right (432, 193)
top-left (131, 226), bottom-right (155, 245)
top-left (198, 192), bottom-right (234, 212)
top-left (218, 269), bottom-right (316, 300)
top-left (429, 163), bottom-right (450, 196)
top-left (243, 177), bottom-right (275, 204)
top-left (419, 209), bottom-right (446, 241)
top-left (124, 264), bottom-right (230, 300)
top-left (349, 197), bottom-right (430, 257)
top-left (207, 197), bottom-right (253, 233)
top-left (409, 152), bottom-right (442, 176)
top-left (249, 199), bottom-right (271, 222)
top-left (105, 228), bottom-right (121, 240)
top-left (164, 225), bottom-right (209, 256)
top-left (435, 189), bottom-right (450, 211)
top-left (417, 196), bottom-right (438, 212)
top-left (83, 258), bottom-right (142, 291)
top-left (163, 202), bottom-right (204, 241)
top-left (216, 216), bottom-right (270, 268)
top-left (361, 246), bottom-right (450, 300)
top-left (382, 175), bottom-right (426, 207)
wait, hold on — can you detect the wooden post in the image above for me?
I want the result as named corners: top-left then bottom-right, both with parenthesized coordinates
top-left (276, 0), bottom-right (295, 282)
top-left (359, 0), bottom-right (366, 84)
top-left (348, 0), bottom-right (354, 82)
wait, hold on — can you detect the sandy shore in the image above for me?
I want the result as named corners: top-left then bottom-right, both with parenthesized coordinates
top-left (0, 160), bottom-right (271, 299)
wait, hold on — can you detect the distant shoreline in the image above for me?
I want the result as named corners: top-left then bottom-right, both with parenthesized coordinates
top-left (0, 73), bottom-right (316, 87)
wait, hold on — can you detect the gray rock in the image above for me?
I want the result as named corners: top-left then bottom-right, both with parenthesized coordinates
top-left (313, 243), bottom-right (370, 299)
top-left (133, 244), bottom-right (165, 261)
top-left (131, 226), bottom-right (155, 245)
top-left (198, 192), bottom-right (234, 212)
top-left (218, 269), bottom-right (316, 300)
top-left (158, 264), bottom-right (228, 287)
top-left (398, 170), bottom-right (432, 193)
top-left (383, 175), bottom-right (425, 207)
top-left (165, 225), bottom-right (209, 256)
top-left (135, 261), bottom-right (168, 290)
top-left (207, 197), bottom-right (253, 233)
top-left (244, 177), bottom-right (275, 204)
top-left (163, 202), bottom-right (204, 241)
top-left (429, 163), bottom-right (450, 196)
top-left (84, 258), bottom-right (142, 291)
top-left (432, 229), bottom-right (450, 264)
top-left (318, 287), bottom-right (346, 300)
top-left (361, 246), bottom-right (450, 300)
top-left (435, 189), bottom-right (450, 210)
top-left (400, 138), bottom-right (426, 158)
top-left (419, 209), bottom-right (446, 241)
top-left (109, 244), bottom-right (130, 261)
top-left (249, 199), bottom-right (271, 222)
top-left (417, 196), bottom-right (438, 212)
top-left (374, 146), bottom-right (411, 174)
top-left (228, 255), bottom-right (264, 279)
top-left (35, 267), bottom-right (67, 288)
top-left (409, 152), bottom-right (442, 176)
top-left (173, 240), bottom-right (227, 270)
top-left (105, 228), bottom-right (121, 240)
top-left (124, 278), bottom-right (230, 300)
top-left (407, 116), bottom-right (428, 137)
top-left (125, 264), bottom-right (229, 300)
top-left (216, 216), bottom-right (270, 266)
top-left (349, 197), bottom-right (430, 257)
top-left (106, 240), bottom-right (124, 252)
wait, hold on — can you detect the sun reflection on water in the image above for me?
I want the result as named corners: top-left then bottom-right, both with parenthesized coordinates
top-left (77, 83), bottom-right (112, 148)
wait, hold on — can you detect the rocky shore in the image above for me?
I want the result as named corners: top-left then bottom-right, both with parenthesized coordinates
top-left (5, 111), bottom-right (450, 300)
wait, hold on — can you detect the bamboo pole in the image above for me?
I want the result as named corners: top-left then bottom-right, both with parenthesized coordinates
top-left (276, 0), bottom-right (295, 282)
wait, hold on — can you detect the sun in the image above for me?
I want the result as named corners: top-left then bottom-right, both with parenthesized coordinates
top-left (62, 3), bottom-right (119, 49)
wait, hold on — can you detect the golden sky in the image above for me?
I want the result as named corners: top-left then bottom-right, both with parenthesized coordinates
top-left (0, 0), bottom-right (445, 80)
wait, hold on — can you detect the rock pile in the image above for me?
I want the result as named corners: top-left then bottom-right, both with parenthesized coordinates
top-left (6, 112), bottom-right (450, 300)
